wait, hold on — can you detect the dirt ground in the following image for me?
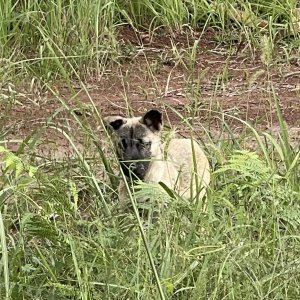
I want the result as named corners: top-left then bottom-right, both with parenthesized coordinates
top-left (2, 27), bottom-right (300, 157)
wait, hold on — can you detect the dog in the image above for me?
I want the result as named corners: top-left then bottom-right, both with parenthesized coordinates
top-left (104, 109), bottom-right (210, 202)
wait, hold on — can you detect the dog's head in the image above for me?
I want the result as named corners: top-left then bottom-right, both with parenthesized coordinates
top-left (104, 109), bottom-right (163, 180)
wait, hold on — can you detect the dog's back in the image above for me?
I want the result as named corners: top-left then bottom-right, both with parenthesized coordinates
top-left (144, 138), bottom-right (210, 200)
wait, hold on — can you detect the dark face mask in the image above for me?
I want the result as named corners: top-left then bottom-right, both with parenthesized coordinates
top-left (119, 138), bottom-right (151, 180)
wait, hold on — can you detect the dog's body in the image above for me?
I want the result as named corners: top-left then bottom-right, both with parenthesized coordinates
top-left (104, 110), bottom-right (210, 201)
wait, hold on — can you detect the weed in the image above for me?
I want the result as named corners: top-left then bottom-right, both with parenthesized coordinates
top-left (1, 1), bottom-right (300, 299)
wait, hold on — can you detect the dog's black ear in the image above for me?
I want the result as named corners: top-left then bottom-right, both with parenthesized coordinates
top-left (103, 116), bottom-right (126, 131)
top-left (141, 109), bottom-right (162, 131)
top-left (109, 119), bottom-right (125, 130)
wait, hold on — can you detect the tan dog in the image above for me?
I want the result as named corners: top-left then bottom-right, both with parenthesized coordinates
top-left (104, 110), bottom-right (210, 201)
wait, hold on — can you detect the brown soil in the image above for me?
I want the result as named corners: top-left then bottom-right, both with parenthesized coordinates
top-left (2, 27), bottom-right (300, 157)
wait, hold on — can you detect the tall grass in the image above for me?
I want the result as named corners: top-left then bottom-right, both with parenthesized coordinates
top-left (1, 97), bottom-right (300, 298)
top-left (1, 0), bottom-right (300, 299)
top-left (1, 0), bottom-right (299, 80)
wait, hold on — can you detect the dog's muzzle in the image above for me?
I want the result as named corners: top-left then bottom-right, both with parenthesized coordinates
top-left (120, 160), bottom-right (149, 180)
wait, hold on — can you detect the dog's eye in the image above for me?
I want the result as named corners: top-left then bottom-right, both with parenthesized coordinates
top-left (136, 139), bottom-right (144, 149)
top-left (138, 140), bottom-right (151, 149)
top-left (121, 139), bottom-right (127, 149)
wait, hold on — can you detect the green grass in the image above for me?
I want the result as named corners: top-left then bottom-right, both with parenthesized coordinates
top-left (1, 102), bottom-right (300, 299)
top-left (1, 0), bottom-right (300, 81)
top-left (1, 1), bottom-right (300, 299)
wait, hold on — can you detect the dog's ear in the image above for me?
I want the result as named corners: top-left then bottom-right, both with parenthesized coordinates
top-left (103, 116), bottom-right (126, 131)
top-left (141, 109), bottom-right (162, 132)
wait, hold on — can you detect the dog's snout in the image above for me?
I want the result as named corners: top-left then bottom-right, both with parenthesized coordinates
top-left (121, 159), bottom-right (149, 180)
top-left (129, 162), bottom-right (137, 169)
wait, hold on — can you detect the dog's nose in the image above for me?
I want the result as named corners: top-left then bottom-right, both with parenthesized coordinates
top-left (129, 162), bottom-right (137, 169)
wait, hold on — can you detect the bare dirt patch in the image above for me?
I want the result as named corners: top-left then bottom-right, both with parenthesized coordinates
top-left (2, 27), bottom-right (300, 157)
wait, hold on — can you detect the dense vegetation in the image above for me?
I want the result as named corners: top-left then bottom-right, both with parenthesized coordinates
top-left (1, 1), bottom-right (300, 299)
top-left (1, 0), bottom-right (300, 78)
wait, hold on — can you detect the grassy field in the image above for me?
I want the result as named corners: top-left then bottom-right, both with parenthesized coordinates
top-left (1, 1), bottom-right (300, 299)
